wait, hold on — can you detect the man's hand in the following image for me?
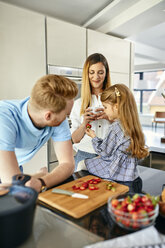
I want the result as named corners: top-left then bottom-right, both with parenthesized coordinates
top-left (25, 177), bottom-right (43, 193)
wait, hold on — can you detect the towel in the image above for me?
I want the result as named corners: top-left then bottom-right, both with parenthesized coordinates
top-left (84, 226), bottom-right (165, 248)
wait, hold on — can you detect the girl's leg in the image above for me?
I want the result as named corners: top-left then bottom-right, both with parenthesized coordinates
top-left (132, 177), bottom-right (143, 193)
top-left (114, 177), bottom-right (143, 193)
top-left (74, 150), bottom-right (97, 171)
top-left (77, 160), bottom-right (87, 171)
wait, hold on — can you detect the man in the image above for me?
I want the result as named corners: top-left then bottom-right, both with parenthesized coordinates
top-left (0, 74), bottom-right (78, 192)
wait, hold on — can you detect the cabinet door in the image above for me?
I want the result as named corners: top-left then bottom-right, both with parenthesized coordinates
top-left (87, 29), bottom-right (132, 75)
top-left (47, 17), bottom-right (86, 68)
top-left (111, 72), bottom-right (130, 88)
top-left (0, 2), bottom-right (47, 172)
top-left (0, 2), bottom-right (46, 100)
top-left (23, 144), bottom-right (48, 175)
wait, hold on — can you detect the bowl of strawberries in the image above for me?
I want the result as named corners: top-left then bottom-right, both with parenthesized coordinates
top-left (108, 193), bottom-right (159, 231)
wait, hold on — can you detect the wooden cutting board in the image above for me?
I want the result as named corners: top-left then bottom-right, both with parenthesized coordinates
top-left (38, 175), bottom-right (129, 219)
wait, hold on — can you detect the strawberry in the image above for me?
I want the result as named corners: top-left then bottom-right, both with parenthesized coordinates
top-left (88, 185), bottom-right (98, 190)
top-left (81, 182), bottom-right (88, 188)
top-left (86, 123), bottom-right (92, 129)
top-left (95, 178), bottom-right (101, 183)
top-left (72, 185), bottom-right (80, 190)
top-left (111, 199), bottom-right (119, 208)
top-left (132, 221), bottom-right (140, 229)
top-left (132, 212), bottom-right (139, 220)
top-left (141, 195), bottom-right (149, 202)
top-left (79, 186), bottom-right (86, 190)
top-left (127, 203), bottom-right (135, 212)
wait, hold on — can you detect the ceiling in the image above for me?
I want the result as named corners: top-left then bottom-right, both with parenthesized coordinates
top-left (1, 0), bottom-right (165, 72)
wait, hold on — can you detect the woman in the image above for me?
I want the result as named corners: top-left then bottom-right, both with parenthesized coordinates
top-left (70, 53), bottom-right (111, 170)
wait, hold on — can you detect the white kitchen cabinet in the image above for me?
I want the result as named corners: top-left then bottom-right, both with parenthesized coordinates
top-left (87, 29), bottom-right (133, 87)
top-left (0, 2), bottom-right (47, 171)
top-left (47, 17), bottom-right (86, 68)
top-left (23, 144), bottom-right (48, 175)
top-left (110, 72), bottom-right (130, 88)
top-left (0, 2), bottom-right (46, 100)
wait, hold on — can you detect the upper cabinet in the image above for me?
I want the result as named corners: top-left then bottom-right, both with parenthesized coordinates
top-left (0, 2), bottom-right (46, 100)
top-left (47, 17), bottom-right (86, 68)
top-left (87, 29), bottom-right (133, 85)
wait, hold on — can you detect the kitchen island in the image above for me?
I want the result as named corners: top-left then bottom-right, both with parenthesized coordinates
top-left (19, 205), bottom-right (103, 248)
top-left (19, 169), bottom-right (165, 248)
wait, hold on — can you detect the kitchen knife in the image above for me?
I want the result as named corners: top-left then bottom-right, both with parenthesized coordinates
top-left (52, 188), bottom-right (88, 199)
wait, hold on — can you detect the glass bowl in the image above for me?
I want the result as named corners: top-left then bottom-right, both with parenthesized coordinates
top-left (108, 193), bottom-right (159, 231)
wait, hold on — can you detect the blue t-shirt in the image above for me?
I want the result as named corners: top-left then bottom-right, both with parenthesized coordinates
top-left (0, 97), bottom-right (71, 165)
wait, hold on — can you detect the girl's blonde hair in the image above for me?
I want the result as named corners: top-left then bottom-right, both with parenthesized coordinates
top-left (101, 84), bottom-right (149, 159)
top-left (80, 53), bottom-right (111, 115)
top-left (30, 74), bottom-right (78, 113)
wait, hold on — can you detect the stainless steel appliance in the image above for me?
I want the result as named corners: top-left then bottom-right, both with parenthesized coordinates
top-left (48, 64), bottom-right (82, 99)
top-left (47, 65), bottom-right (83, 171)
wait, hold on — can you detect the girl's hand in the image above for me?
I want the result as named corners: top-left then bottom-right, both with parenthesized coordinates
top-left (85, 128), bottom-right (96, 138)
top-left (96, 112), bottom-right (109, 120)
top-left (94, 108), bottom-right (109, 120)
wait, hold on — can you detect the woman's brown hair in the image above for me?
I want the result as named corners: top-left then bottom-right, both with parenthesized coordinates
top-left (80, 53), bottom-right (111, 115)
top-left (30, 74), bottom-right (78, 113)
top-left (101, 84), bottom-right (149, 159)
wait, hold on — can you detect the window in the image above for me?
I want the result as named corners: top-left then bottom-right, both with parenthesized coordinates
top-left (133, 70), bottom-right (165, 114)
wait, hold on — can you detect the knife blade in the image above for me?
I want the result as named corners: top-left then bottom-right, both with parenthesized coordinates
top-left (52, 188), bottom-right (88, 199)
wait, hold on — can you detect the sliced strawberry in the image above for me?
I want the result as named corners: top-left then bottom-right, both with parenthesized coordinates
top-left (94, 178), bottom-right (101, 182)
top-left (81, 182), bottom-right (88, 188)
top-left (79, 186), bottom-right (86, 190)
top-left (88, 186), bottom-right (99, 190)
top-left (92, 180), bottom-right (98, 184)
top-left (72, 185), bottom-right (80, 190)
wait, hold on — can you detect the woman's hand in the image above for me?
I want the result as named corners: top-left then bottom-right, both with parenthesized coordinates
top-left (82, 108), bottom-right (96, 126)
top-left (85, 128), bottom-right (96, 138)
top-left (71, 108), bottom-right (96, 143)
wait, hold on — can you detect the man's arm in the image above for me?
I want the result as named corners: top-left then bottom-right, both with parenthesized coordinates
top-left (46, 139), bottom-right (75, 186)
top-left (26, 139), bottom-right (75, 191)
top-left (0, 150), bottom-right (21, 183)
top-left (0, 150), bottom-right (48, 192)
top-left (0, 140), bottom-right (75, 192)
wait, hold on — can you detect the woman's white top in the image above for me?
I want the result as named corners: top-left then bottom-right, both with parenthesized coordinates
top-left (70, 95), bottom-right (110, 153)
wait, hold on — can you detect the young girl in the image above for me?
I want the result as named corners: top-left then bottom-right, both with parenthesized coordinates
top-left (77, 84), bottom-right (149, 193)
